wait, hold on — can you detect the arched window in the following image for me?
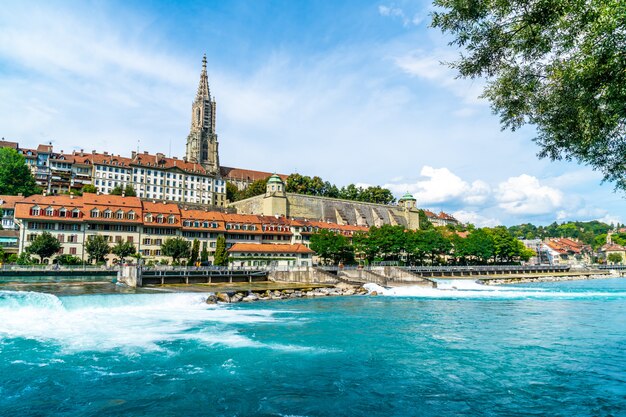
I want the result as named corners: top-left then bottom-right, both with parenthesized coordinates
top-left (103, 209), bottom-right (112, 219)
top-left (116, 210), bottom-right (124, 220)
top-left (91, 209), bottom-right (100, 218)
top-left (45, 207), bottom-right (54, 216)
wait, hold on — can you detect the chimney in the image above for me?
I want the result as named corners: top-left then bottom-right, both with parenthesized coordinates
top-left (143, 151), bottom-right (148, 155)
top-left (80, 149), bottom-right (84, 156)
top-left (183, 157), bottom-right (187, 163)
top-left (104, 151), bottom-right (108, 155)
top-left (92, 150), bottom-right (96, 153)
top-left (17, 192), bottom-right (23, 197)
top-left (122, 190), bottom-right (126, 197)
top-left (131, 151), bottom-right (137, 159)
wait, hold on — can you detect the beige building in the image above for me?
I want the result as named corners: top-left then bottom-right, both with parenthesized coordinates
top-left (228, 243), bottom-right (314, 267)
top-left (229, 176), bottom-right (436, 230)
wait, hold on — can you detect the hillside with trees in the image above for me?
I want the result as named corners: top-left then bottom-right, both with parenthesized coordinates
top-left (310, 225), bottom-right (534, 266)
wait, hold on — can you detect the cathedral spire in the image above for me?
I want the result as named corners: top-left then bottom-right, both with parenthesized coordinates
top-left (196, 54), bottom-right (211, 101)
top-left (186, 54), bottom-right (219, 174)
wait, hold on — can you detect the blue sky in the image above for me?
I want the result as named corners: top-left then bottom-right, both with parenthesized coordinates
top-left (0, 0), bottom-right (623, 227)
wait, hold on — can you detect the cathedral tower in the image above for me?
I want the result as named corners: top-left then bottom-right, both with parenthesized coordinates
top-left (185, 54), bottom-right (219, 173)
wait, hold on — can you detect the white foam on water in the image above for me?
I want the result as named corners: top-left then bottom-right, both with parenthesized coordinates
top-left (363, 280), bottom-right (626, 299)
top-left (0, 291), bottom-right (310, 353)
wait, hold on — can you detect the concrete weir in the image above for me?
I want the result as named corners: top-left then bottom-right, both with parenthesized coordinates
top-left (118, 266), bottom-right (269, 287)
top-left (117, 265), bottom-right (609, 288)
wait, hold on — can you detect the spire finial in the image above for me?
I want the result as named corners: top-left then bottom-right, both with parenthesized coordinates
top-left (202, 54), bottom-right (207, 70)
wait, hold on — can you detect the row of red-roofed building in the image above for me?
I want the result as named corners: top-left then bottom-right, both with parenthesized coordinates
top-left (522, 235), bottom-right (626, 266)
top-left (5, 193), bottom-right (367, 265)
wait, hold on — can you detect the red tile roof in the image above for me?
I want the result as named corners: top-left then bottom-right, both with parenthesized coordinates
top-left (37, 144), bottom-right (53, 153)
top-left (0, 140), bottom-right (18, 149)
top-left (0, 195), bottom-right (26, 209)
top-left (220, 166), bottom-right (287, 182)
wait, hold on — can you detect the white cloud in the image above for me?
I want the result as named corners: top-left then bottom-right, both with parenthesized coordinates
top-left (394, 50), bottom-right (486, 105)
top-left (453, 210), bottom-right (501, 227)
top-left (496, 174), bottom-right (564, 215)
top-left (597, 214), bottom-right (622, 226)
top-left (378, 5), bottom-right (423, 27)
top-left (384, 166), bottom-right (491, 206)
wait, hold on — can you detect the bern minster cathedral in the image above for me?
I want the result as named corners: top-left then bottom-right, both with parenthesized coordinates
top-left (185, 55), bottom-right (220, 175)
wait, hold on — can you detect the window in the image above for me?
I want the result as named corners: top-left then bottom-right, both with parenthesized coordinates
top-left (156, 215), bottom-right (164, 224)
top-left (127, 211), bottom-right (135, 220)
top-left (70, 247), bottom-right (77, 255)
top-left (104, 210), bottom-right (112, 219)
top-left (144, 214), bottom-right (152, 222)
top-left (31, 207), bottom-right (40, 216)
top-left (116, 210), bottom-right (124, 220)
top-left (91, 209), bottom-right (99, 218)
top-left (127, 236), bottom-right (133, 243)
top-left (59, 208), bottom-right (67, 217)
top-left (72, 209), bottom-right (80, 218)
top-left (168, 216), bottom-right (175, 224)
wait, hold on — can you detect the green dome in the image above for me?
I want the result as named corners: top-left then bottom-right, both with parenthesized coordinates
top-left (267, 174), bottom-right (283, 184)
top-left (399, 192), bottom-right (416, 201)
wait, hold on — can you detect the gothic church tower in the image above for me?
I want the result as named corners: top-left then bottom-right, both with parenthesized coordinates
top-left (186, 55), bottom-right (219, 173)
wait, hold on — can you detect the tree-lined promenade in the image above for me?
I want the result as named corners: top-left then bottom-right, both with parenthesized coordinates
top-left (310, 224), bottom-right (534, 266)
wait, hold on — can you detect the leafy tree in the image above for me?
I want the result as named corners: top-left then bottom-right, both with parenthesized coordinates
top-left (111, 240), bottom-right (136, 264)
top-left (419, 228), bottom-right (453, 265)
top-left (16, 252), bottom-right (33, 265)
top-left (226, 182), bottom-right (241, 202)
top-left (85, 235), bottom-right (111, 263)
top-left (81, 184), bottom-right (98, 194)
top-left (0, 148), bottom-right (39, 196)
top-left (608, 253), bottom-right (623, 264)
top-left (0, 246), bottom-right (4, 262)
top-left (56, 254), bottom-right (82, 265)
top-left (432, 0), bottom-right (626, 190)
top-left (109, 186), bottom-right (124, 195)
top-left (161, 237), bottom-right (191, 263)
top-left (241, 178), bottom-right (269, 200)
top-left (26, 232), bottom-right (61, 263)
top-left (189, 239), bottom-right (200, 266)
top-left (213, 235), bottom-right (229, 266)
top-left (285, 174), bottom-right (396, 204)
top-left (464, 229), bottom-right (496, 264)
top-left (200, 247), bottom-right (209, 263)
top-left (309, 229), bottom-right (355, 265)
top-left (123, 185), bottom-right (136, 197)
top-left (418, 210), bottom-right (434, 230)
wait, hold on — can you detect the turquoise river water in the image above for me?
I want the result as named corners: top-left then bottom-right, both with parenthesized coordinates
top-left (1, 278), bottom-right (625, 416)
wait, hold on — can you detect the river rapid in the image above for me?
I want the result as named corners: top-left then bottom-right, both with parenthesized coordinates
top-left (1, 278), bottom-right (625, 416)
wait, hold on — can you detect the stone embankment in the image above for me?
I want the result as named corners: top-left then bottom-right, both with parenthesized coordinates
top-left (205, 283), bottom-right (367, 304)
top-left (481, 273), bottom-right (618, 285)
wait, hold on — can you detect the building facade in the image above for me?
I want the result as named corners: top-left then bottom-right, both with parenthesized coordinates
top-left (229, 176), bottom-right (459, 231)
top-left (13, 194), bottom-right (366, 264)
top-left (185, 55), bottom-right (219, 174)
